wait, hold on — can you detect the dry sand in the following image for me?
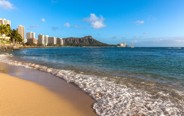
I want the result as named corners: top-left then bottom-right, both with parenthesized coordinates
top-left (0, 73), bottom-right (91, 116)
top-left (0, 62), bottom-right (96, 116)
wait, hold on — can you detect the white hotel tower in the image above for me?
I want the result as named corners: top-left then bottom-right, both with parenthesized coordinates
top-left (17, 25), bottom-right (25, 39)
top-left (0, 18), bottom-right (11, 26)
top-left (26, 32), bottom-right (35, 39)
top-left (38, 34), bottom-right (45, 45)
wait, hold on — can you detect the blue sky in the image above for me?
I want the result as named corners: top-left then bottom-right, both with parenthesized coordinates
top-left (0, 0), bottom-right (184, 47)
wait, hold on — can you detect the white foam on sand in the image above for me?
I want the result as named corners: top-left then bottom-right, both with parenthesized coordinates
top-left (0, 54), bottom-right (184, 116)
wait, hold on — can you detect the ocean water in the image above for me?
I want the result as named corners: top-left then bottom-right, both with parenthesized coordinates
top-left (1, 47), bottom-right (184, 115)
top-left (11, 47), bottom-right (184, 84)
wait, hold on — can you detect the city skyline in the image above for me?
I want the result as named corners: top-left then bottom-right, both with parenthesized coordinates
top-left (1, 0), bottom-right (184, 47)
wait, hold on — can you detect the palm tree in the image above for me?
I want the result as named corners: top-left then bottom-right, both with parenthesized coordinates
top-left (0, 24), bottom-right (11, 46)
top-left (0, 24), bottom-right (11, 37)
top-left (0, 25), bottom-right (6, 36)
top-left (5, 24), bottom-right (11, 37)
top-left (0, 25), bottom-right (7, 44)
top-left (10, 29), bottom-right (23, 44)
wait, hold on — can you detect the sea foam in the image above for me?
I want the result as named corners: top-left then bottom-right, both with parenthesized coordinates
top-left (0, 54), bottom-right (184, 116)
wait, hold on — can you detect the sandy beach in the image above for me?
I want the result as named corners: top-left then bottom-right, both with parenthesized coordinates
top-left (0, 62), bottom-right (96, 116)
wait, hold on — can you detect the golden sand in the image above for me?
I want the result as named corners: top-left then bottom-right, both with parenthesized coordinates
top-left (0, 73), bottom-right (88, 116)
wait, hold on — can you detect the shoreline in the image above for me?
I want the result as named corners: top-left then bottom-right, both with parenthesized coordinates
top-left (0, 44), bottom-right (114, 52)
top-left (0, 62), bottom-right (96, 116)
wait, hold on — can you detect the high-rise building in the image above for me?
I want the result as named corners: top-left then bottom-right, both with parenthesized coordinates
top-left (0, 18), bottom-right (11, 26)
top-left (56, 38), bottom-right (64, 46)
top-left (26, 32), bottom-right (35, 39)
top-left (44, 35), bottom-right (49, 46)
top-left (38, 34), bottom-right (45, 45)
top-left (17, 25), bottom-right (25, 39)
top-left (26, 32), bottom-right (36, 45)
top-left (61, 39), bottom-right (64, 46)
top-left (27, 38), bottom-right (37, 45)
top-left (48, 37), bottom-right (56, 45)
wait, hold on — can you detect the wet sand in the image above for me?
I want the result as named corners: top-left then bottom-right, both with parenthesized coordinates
top-left (0, 62), bottom-right (96, 116)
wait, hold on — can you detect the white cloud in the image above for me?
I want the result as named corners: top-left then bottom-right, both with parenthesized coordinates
top-left (0, 0), bottom-right (14, 9)
top-left (135, 20), bottom-right (144, 25)
top-left (41, 18), bottom-right (46, 22)
top-left (85, 13), bottom-right (105, 29)
top-left (64, 22), bottom-right (71, 28)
